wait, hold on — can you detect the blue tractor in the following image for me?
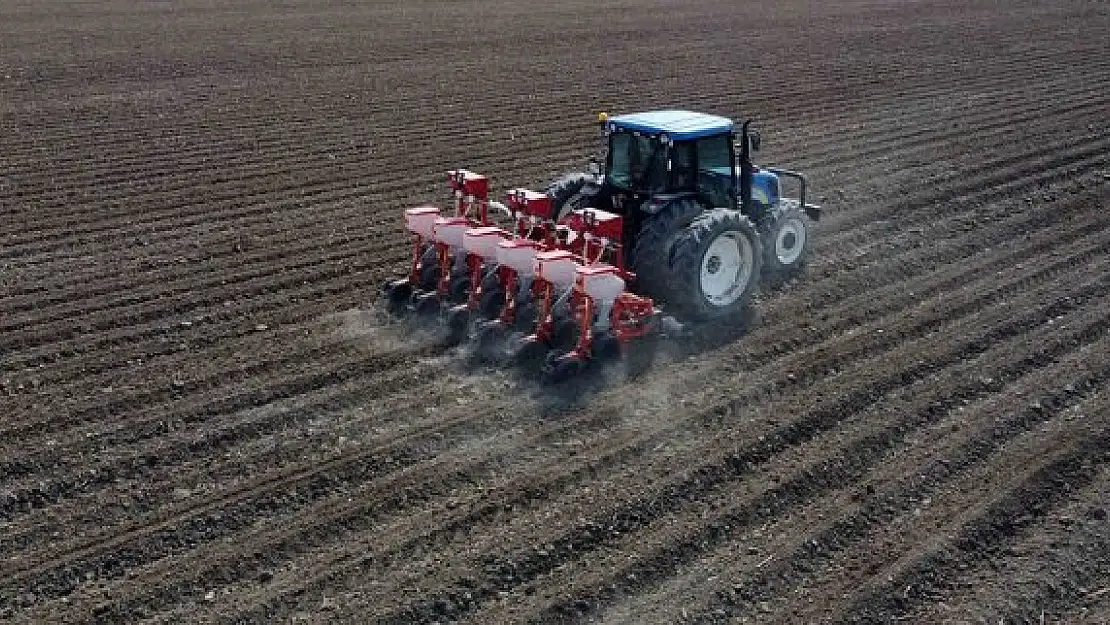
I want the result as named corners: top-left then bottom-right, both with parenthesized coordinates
top-left (543, 109), bottom-right (820, 320)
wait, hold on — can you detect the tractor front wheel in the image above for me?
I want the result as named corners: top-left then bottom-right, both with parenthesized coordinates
top-left (667, 209), bottom-right (762, 321)
top-left (760, 206), bottom-right (809, 288)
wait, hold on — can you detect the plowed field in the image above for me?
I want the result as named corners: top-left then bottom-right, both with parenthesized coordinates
top-left (3, 0), bottom-right (1109, 622)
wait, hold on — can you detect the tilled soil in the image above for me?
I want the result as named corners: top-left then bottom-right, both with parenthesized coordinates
top-left (2, 0), bottom-right (1109, 622)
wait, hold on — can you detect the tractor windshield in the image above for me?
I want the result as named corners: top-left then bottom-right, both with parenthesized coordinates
top-left (607, 132), bottom-right (668, 193)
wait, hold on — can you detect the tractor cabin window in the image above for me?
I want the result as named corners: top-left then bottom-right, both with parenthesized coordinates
top-left (609, 132), bottom-right (668, 193)
top-left (695, 135), bottom-right (734, 207)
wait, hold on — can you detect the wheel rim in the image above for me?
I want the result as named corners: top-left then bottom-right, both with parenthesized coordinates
top-left (775, 217), bottom-right (806, 265)
top-left (700, 231), bottom-right (754, 307)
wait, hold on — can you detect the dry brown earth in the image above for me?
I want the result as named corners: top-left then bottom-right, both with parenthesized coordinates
top-left (2, 0), bottom-right (1109, 622)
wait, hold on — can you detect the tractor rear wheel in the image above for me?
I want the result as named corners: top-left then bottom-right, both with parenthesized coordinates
top-left (545, 172), bottom-right (595, 219)
top-left (666, 208), bottom-right (762, 321)
top-left (760, 205), bottom-right (809, 288)
top-left (630, 196), bottom-right (704, 305)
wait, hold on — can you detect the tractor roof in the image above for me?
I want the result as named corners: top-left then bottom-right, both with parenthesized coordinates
top-left (607, 110), bottom-right (734, 140)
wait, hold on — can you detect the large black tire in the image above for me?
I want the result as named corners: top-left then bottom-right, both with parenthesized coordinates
top-left (629, 196), bottom-right (704, 305)
top-left (760, 205), bottom-right (809, 288)
top-left (666, 208), bottom-right (762, 321)
top-left (544, 172), bottom-right (595, 219)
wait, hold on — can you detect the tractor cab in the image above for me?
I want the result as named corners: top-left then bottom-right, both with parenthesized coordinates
top-left (601, 110), bottom-right (746, 214)
top-left (595, 110), bottom-right (817, 225)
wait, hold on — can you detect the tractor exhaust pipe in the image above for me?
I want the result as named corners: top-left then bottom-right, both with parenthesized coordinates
top-left (738, 119), bottom-right (754, 214)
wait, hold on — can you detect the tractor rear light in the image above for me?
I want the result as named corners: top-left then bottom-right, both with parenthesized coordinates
top-left (405, 206), bottom-right (441, 238)
top-left (433, 216), bottom-right (471, 248)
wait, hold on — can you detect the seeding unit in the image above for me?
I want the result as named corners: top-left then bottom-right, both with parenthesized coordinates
top-left (380, 110), bottom-right (821, 383)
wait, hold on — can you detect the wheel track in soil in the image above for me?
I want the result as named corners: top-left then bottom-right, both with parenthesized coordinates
top-left (26, 225), bottom-right (1110, 621)
top-left (589, 342), bottom-right (1110, 624)
top-left (2, 176), bottom-right (1101, 577)
top-left (1, 176), bottom-right (1103, 542)
top-left (772, 401), bottom-right (1110, 625)
top-left (2, 195), bottom-right (1101, 599)
top-left (34, 259), bottom-right (1110, 621)
top-left (2, 209), bottom-right (1101, 586)
top-left (896, 458), bottom-right (1110, 625)
top-left (359, 262), bottom-right (1110, 624)
top-left (4, 44), bottom-right (1102, 264)
top-left (6, 123), bottom-right (1106, 406)
top-left (488, 334), bottom-right (1110, 624)
top-left (7, 69), bottom-right (1106, 313)
top-left (216, 192), bottom-right (1110, 625)
top-left (834, 422), bottom-right (1110, 624)
top-left (326, 366), bottom-right (1110, 625)
top-left (290, 257), bottom-right (1110, 621)
top-left (597, 384), bottom-right (1110, 624)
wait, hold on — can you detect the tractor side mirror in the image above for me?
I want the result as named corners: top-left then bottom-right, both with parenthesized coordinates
top-left (588, 155), bottom-right (601, 177)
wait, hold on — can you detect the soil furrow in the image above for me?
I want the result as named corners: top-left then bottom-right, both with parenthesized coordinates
top-left (837, 426), bottom-right (1110, 623)
top-left (674, 362), bottom-right (1110, 623)
top-left (6, 48), bottom-right (1101, 268)
top-left (7, 192), bottom-right (1107, 619)
top-left (5, 184), bottom-right (1103, 531)
top-left (368, 288), bottom-right (1110, 624)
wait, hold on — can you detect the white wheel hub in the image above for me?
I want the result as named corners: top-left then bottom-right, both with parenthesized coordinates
top-left (774, 217), bottom-right (806, 265)
top-left (700, 231), bottom-right (754, 307)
